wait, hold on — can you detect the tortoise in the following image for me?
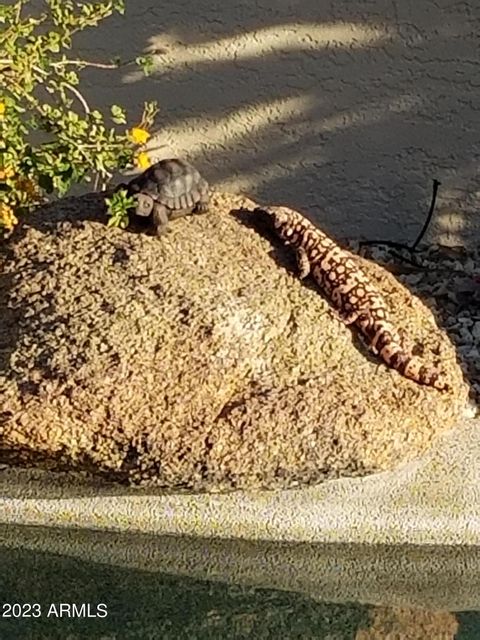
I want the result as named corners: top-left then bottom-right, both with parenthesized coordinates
top-left (118, 158), bottom-right (210, 236)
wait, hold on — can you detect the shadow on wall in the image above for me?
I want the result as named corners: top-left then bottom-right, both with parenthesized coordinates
top-left (73, 0), bottom-right (480, 247)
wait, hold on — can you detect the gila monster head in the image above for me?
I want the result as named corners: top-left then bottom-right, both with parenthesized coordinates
top-left (254, 206), bottom-right (295, 240)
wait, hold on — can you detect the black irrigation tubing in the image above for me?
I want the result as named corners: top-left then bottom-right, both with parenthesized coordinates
top-left (358, 178), bottom-right (441, 254)
top-left (410, 179), bottom-right (441, 250)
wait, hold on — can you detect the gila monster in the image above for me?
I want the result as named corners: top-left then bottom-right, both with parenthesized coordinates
top-left (255, 205), bottom-right (447, 391)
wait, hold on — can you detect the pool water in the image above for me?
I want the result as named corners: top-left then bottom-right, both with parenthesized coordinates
top-left (0, 544), bottom-right (478, 639)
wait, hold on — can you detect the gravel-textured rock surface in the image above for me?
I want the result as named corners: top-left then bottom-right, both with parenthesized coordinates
top-left (0, 192), bottom-right (470, 490)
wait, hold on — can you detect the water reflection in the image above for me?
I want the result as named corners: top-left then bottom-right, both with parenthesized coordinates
top-left (357, 607), bottom-right (459, 639)
top-left (0, 524), bottom-right (478, 638)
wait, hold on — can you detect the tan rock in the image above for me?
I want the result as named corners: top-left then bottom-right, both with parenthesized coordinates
top-left (0, 192), bottom-right (468, 490)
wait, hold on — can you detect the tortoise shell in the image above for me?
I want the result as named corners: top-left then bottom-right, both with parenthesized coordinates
top-left (126, 158), bottom-right (209, 214)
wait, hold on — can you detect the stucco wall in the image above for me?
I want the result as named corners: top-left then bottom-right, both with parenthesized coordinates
top-left (76, 0), bottom-right (479, 246)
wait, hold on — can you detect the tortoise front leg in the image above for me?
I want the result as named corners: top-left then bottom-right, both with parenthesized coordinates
top-left (169, 208), bottom-right (192, 221)
top-left (194, 187), bottom-right (210, 214)
top-left (152, 204), bottom-right (170, 236)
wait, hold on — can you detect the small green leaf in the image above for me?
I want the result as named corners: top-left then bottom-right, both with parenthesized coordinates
top-left (135, 55), bottom-right (155, 77)
top-left (113, 0), bottom-right (126, 15)
top-left (111, 104), bottom-right (127, 125)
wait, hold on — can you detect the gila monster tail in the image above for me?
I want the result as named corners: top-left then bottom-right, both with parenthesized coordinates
top-left (361, 319), bottom-right (448, 391)
top-left (377, 342), bottom-right (448, 391)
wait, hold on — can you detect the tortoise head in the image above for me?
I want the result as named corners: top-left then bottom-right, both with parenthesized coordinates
top-left (134, 193), bottom-right (155, 217)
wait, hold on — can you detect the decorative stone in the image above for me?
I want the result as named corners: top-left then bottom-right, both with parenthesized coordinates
top-left (0, 192), bottom-right (468, 491)
top-left (472, 321), bottom-right (480, 341)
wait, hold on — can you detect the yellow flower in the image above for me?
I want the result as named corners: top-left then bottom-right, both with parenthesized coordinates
top-left (135, 151), bottom-right (151, 170)
top-left (129, 127), bottom-right (150, 145)
top-left (0, 203), bottom-right (18, 230)
top-left (0, 102), bottom-right (5, 118)
top-left (0, 166), bottom-right (15, 181)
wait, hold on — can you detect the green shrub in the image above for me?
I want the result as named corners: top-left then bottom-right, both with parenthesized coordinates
top-left (0, 0), bottom-right (157, 234)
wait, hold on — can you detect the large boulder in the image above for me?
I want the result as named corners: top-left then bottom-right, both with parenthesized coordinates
top-left (0, 192), bottom-right (468, 490)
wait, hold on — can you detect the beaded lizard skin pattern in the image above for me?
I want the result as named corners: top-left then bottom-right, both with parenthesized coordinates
top-left (256, 205), bottom-right (447, 391)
